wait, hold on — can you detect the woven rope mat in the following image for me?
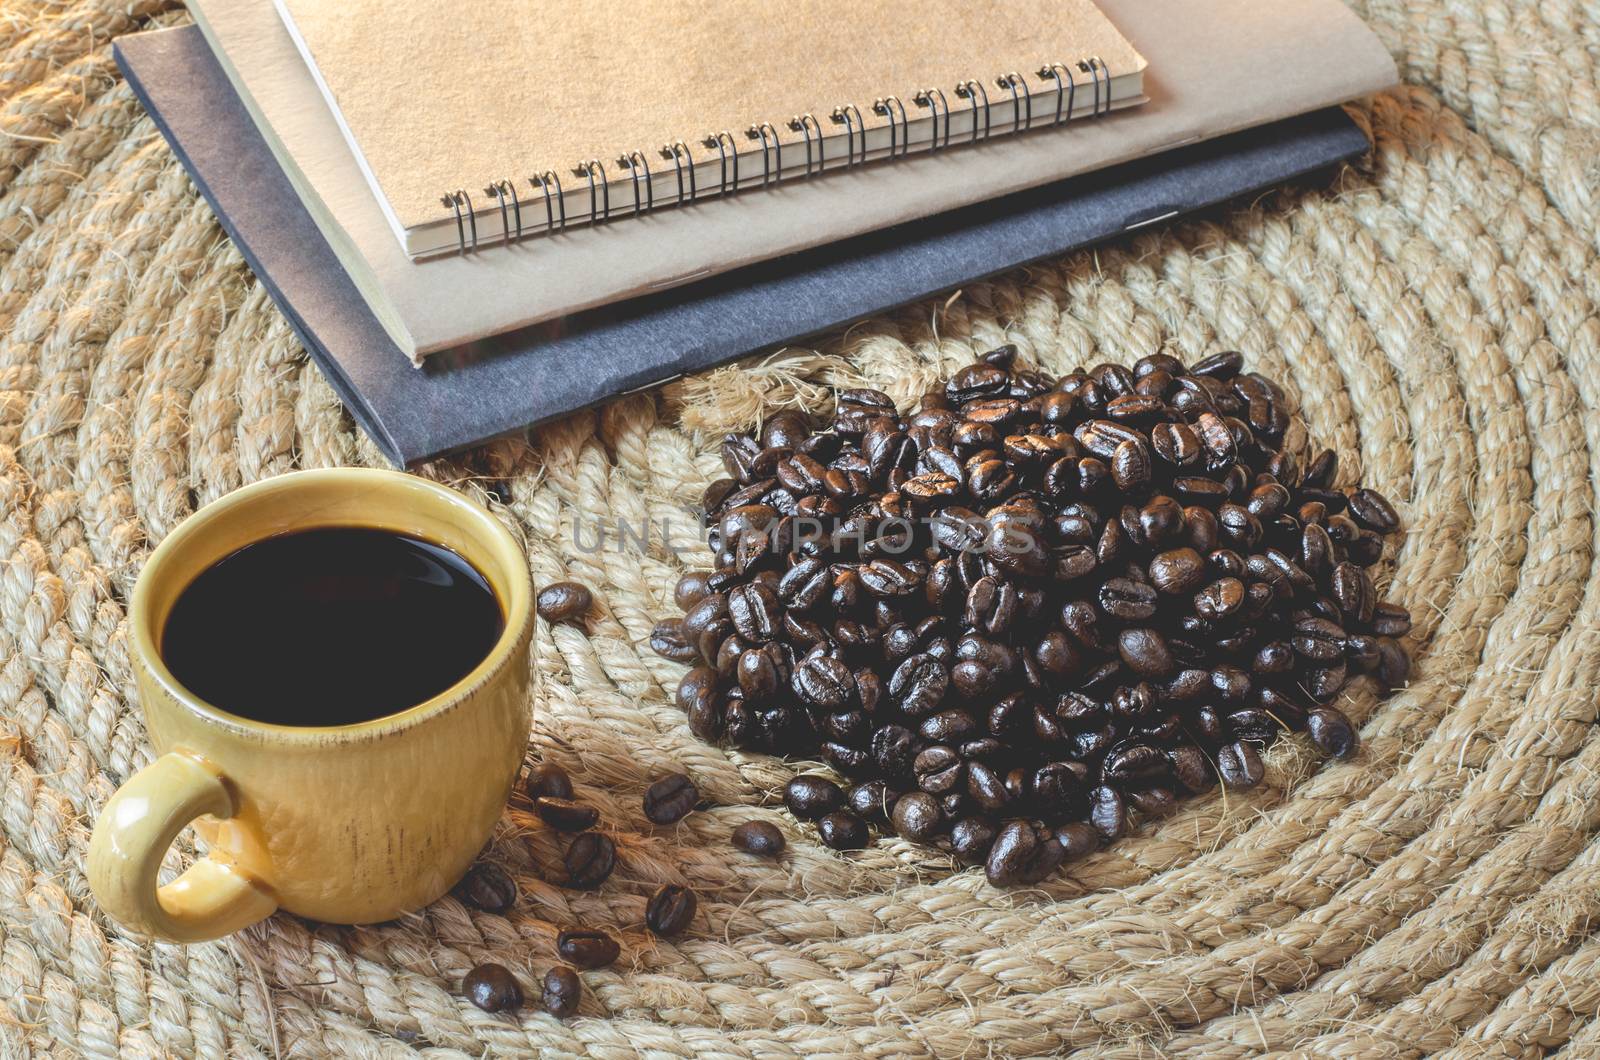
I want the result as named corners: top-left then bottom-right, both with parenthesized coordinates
top-left (1, 1), bottom-right (1598, 1056)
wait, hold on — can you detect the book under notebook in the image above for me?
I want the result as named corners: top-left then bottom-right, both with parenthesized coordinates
top-left (271, 0), bottom-right (1148, 257)
top-left (117, 22), bottom-right (1373, 467)
top-left (184, 0), bottom-right (1397, 358)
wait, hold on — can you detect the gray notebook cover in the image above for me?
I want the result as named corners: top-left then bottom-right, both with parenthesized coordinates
top-left (115, 26), bottom-right (1369, 467)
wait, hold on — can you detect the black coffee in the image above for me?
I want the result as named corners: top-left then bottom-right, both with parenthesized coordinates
top-left (161, 527), bottom-right (503, 726)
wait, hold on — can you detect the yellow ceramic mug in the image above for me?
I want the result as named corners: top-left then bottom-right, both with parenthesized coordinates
top-left (88, 469), bottom-right (534, 943)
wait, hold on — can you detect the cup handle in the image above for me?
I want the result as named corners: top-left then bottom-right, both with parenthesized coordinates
top-left (88, 749), bottom-right (278, 942)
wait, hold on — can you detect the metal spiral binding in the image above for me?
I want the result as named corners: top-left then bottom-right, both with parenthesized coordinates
top-left (439, 54), bottom-right (1114, 252)
top-left (573, 159), bottom-right (610, 224)
top-left (659, 140), bottom-right (697, 202)
top-left (440, 189), bottom-right (477, 252)
top-left (483, 180), bottom-right (521, 244)
top-left (1038, 62), bottom-right (1078, 125)
top-left (872, 96), bottom-right (909, 159)
top-left (702, 130), bottom-right (739, 197)
top-left (531, 171), bottom-right (566, 234)
top-left (617, 151), bottom-right (654, 215)
top-left (1082, 56), bottom-right (1107, 118)
top-left (913, 87), bottom-right (950, 151)
top-left (830, 103), bottom-right (866, 167)
top-left (787, 114), bottom-right (824, 177)
top-left (954, 79), bottom-right (992, 144)
top-left (996, 72), bottom-right (1033, 134)
top-left (746, 122), bottom-right (782, 188)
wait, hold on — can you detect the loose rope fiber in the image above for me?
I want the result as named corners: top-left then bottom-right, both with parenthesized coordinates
top-left (0, 0), bottom-right (1597, 1055)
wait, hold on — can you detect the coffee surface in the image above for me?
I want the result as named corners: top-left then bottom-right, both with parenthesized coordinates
top-left (161, 527), bottom-right (503, 726)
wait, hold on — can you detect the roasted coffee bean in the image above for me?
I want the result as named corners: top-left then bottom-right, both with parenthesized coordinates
top-left (464, 963), bottom-right (524, 1013)
top-left (846, 781), bottom-right (894, 825)
top-left (792, 654), bottom-right (857, 710)
top-left (1128, 786), bottom-right (1177, 817)
top-left (1089, 785), bottom-right (1127, 841)
top-left (525, 762), bottom-right (575, 802)
top-left (732, 819), bottom-right (787, 856)
top-left (986, 820), bottom-right (1065, 886)
top-left (1151, 422), bottom-right (1201, 467)
top-left (675, 571), bottom-right (713, 611)
top-left (728, 583), bottom-right (781, 642)
top-left (1149, 547), bottom-right (1206, 594)
top-left (1307, 707), bottom-right (1360, 759)
top-left (872, 724), bottom-right (919, 781)
top-left (966, 761), bottom-right (1011, 814)
top-left (643, 773), bottom-right (700, 824)
top-left (1191, 577), bottom-right (1244, 622)
top-left (914, 745), bottom-right (965, 795)
top-left (1169, 744), bottom-right (1214, 793)
top-left (1100, 578), bottom-right (1158, 621)
top-left (645, 884), bottom-right (697, 937)
top-left (1292, 617), bottom-right (1346, 663)
top-left (1055, 821), bottom-right (1100, 861)
top-left (817, 811), bottom-right (871, 850)
top-left (557, 930), bottom-right (620, 970)
top-left (1217, 741), bottom-right (1264, 788)
top-left (563, 832), bottom-right (616, 889)
top-left (662, 348), bottom-right (1409, 883)
top-left (649, 619), bottom-right (700, 662)
top-left (785, 775), bottom-right (846, 820)
top-left (950, 816), bottom-right (999, 864)
top-left (948, 362), bottom-right (1011, 404)
top-left (1118, 628), bottom-right (1175, 678)
top-left (892, 791), bottom-right (945, 840)
top-left (544, 973), bottom-right (588, 1024)
top-left (889, 653), bottom-right (949, 716)
top-left (1347, 487), bottom-right (1400, 532)
top-left (453, 861), bottom-right (517, 913)
top-left (1331, 562), bottom-right (1376, 625)
top-left (1102, 742), bottom-right (1170, 787)
top-left (537, 797), bottom-right (600, 832)
top-left (1190, 350), bottom-right (1244, 379)
top-left (537, 581), bottom-right (593, 625)
top-left (921, 708), bottom-right (980, 745)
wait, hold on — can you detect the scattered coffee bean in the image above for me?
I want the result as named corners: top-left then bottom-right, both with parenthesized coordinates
top-left (817, 810), bottom-right (870, 850)
top-left (525, 762), bottom-right (575, 802)
top-left (452, 861), bottom-right (517, 913)
top-left (564, 832), bottom-right (616, 889)
top-left (650, 349), bottom-right (1411, 882)
top-left (542, 965), bottom-right (582, 1018)
top-left (732, 819), bottom-right (786, 856)
top-left (536, 797), bottom-right (600, 832)
top-left (784, 775), bottom-right (845, 820)
top-left (464, 963), bottom-right (523, 1013)
top-left (537, 581), bottom-right (593, 625)
top-left (556, 929), bottom-right (620, 969)
top-left (643, 773), bottom-right (700, 824)
top-left (645, 884), bottom-right (697, 937)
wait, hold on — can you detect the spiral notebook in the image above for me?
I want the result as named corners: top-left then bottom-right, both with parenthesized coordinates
top-left (271, 0), bottom-right (1148, 258)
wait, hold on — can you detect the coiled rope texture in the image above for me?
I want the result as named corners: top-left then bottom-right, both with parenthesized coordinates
top-left (0, 1), bottom-right (1598, 1055)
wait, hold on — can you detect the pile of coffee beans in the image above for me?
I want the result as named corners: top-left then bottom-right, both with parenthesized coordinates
top-left (653, 347), bottom-right (1411, 885)
top-left (456, 759), bottom-right (705, 1015)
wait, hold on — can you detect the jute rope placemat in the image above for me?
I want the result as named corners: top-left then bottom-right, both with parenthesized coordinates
top-left (1, 0), bottom-right (1598, 1055)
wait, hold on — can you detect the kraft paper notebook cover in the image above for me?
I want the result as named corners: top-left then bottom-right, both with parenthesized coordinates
top-left (116, 23), bottom-right (1371, 466)
top-left (186, 0), bottom-right (1397, 360)
top-left (273, 0), bottom-right (1149, 257)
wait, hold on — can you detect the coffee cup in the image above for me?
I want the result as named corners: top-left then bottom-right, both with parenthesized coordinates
top-left (88, 468), bottom-right (533, 942)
